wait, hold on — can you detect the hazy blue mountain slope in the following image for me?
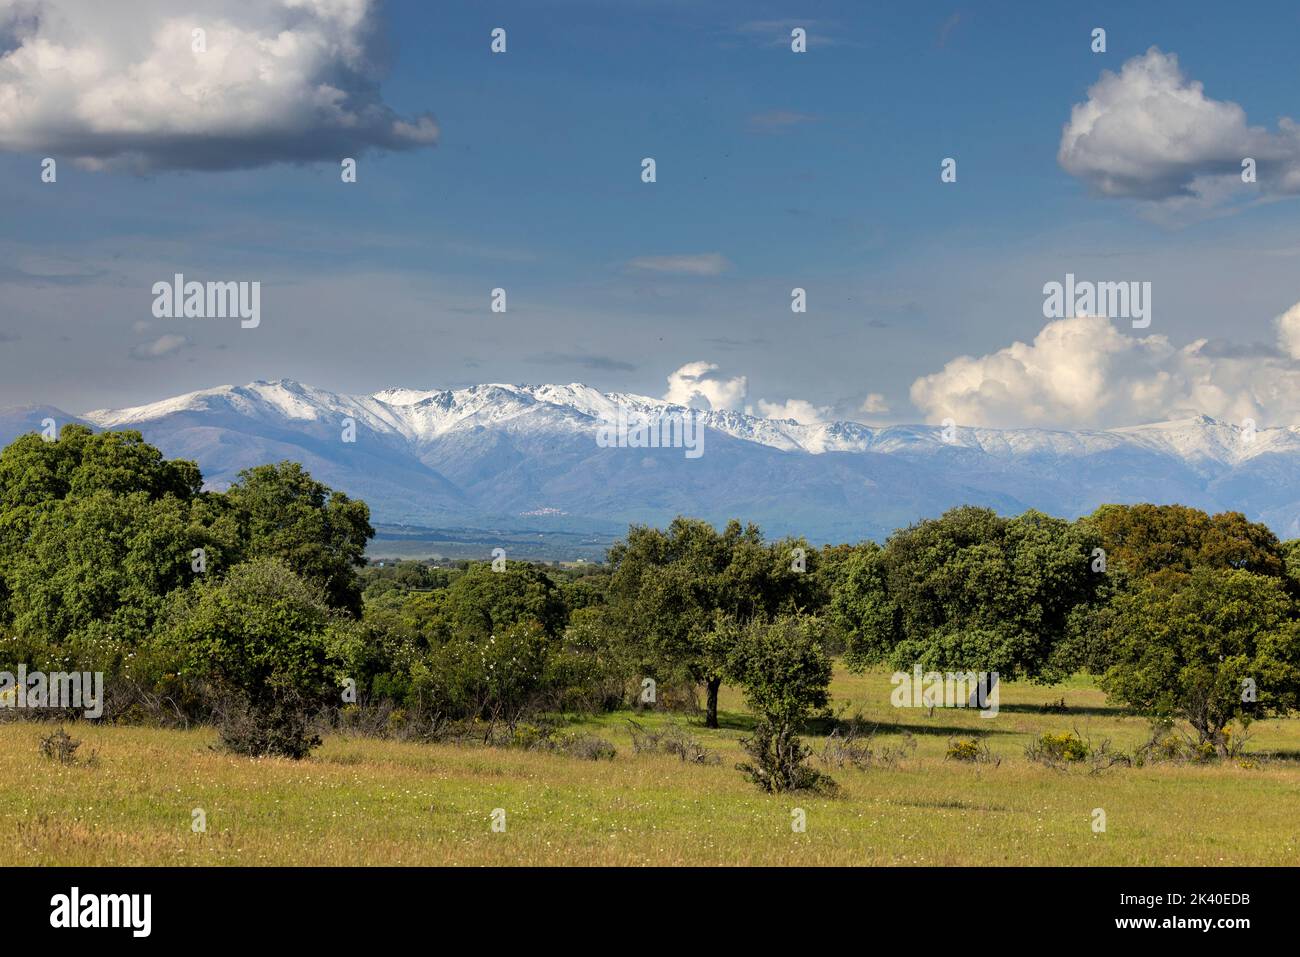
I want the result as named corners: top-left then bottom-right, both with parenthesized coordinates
top-left (3, 380), bottom-right (1298, 544)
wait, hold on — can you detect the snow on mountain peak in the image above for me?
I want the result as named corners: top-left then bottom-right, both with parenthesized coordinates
top-left (75, 379), bottom-right (1300, 467)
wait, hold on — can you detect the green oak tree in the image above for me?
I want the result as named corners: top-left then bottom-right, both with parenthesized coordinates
top-left (1100, 566), bottom-right (1300, 754)
top-left (220, 461), bottom-right (373, 616)
top-left (604, 517), bottom-right (818, 727)
top-left (833, 507), bottom-right (1108, 686)
top-left (1089, 503), bottom-right (1286, 580)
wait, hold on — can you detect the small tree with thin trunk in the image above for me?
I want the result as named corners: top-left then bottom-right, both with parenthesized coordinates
top-left (730, 615), bottom-right (836, 794)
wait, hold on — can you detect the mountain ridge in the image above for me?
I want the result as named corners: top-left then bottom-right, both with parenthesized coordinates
top-left (75, 377), bottom-right (1297, 462)
top-left (5, 378), bottom-right (1300, 548)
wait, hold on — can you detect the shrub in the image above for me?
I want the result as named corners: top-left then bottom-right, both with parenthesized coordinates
top-left (553, 606), bottom-right (643, 712)
top-left (1133, 717), bottom-right (1252, 765)
top-left (409, 620), bottom-right (551, 728)
top-left (820, 720), bottom-right (916, 770)
top-left (1135, 718), bottom-right (1186, 765)
top-left (489, 721), bottom-right (615, 760)
top-left (728, 616), bottom-right (836, 793)
top-left (945, 737), bottom-right (999, 765)
top-left (504, 721), bottom-right (551, 751)
top-left (737, 720), bottom-right (838, 795)
top-left (1029, 730), bottom-right (1090, 763)
top-left (332, 699), bottom-right (453, 742)
top-left (626, 718), bottom-right (720, 765)
top-left (39, 727), bottom-right (94, 765)
top-left (1088, 742), bottom-right (1132, 772)
top-left (556, 733), bottom-right (617, 761)
top-left (164, 558), bottom-right (352, 758)
top-left (213, 690), bottom-right (321, 760)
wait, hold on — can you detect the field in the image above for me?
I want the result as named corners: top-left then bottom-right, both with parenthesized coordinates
top-left (4, 666), bottom-right (1299, 866)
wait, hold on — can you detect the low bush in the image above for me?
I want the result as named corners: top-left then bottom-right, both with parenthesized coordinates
top-left (819, 717), bottom-right (916, 770)
top-left (213, 690), bottom-right (321, 760)
top-left (39, 727), bottom-right (95, 766)
top-left (626, 718), bottom-right (720, 765)
top-left (945, 737), bottom-right (1000, 765)
top-left (555, 733), bottom-right (617, 761)
top-left (737, 719), bottom-right (838, 795)
top-left (1133, 718), bottom-right (1253, 766)
top-left (1027, 730), bottom-right (1089, 763)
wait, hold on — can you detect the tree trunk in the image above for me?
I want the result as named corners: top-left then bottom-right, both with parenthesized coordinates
top-left (705, 677), bottom-right (722, 729)
top-left (1212, 726), bottom-right (1230, 759)
top-left (968, 672), bottom-right (999, 709)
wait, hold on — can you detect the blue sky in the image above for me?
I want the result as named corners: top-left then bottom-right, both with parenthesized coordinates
top-left (3, 0), bottom-right (1300, 429)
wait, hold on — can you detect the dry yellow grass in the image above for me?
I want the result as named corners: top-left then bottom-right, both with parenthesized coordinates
top-left (2, 666), bottom-right (1298, 865)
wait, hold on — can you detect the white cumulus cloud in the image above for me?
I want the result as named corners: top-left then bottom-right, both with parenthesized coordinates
top-left (662, 362), bottom-right (834, 424)
top-left (1058, 47), bottom-right (1300, 203)
top-left (754, 398), bottom-right (831, 425)
top-left (0, 0), bottom-right (438, 171)
top-left (909, 310), bottom-right (1300, 429)
top-left (859, 393), bottom-right (889, 414)
top-left (663, 361), bottom-right (747, 411)
top-left (1275, 301), bottom-right (1300, 361)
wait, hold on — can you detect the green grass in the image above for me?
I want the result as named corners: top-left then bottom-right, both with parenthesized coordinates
top-left (4, 665), bottom-right (1299, 865)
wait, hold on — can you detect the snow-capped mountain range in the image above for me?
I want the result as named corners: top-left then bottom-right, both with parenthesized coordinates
top-left (5, 378), bottom-right (1300, 546)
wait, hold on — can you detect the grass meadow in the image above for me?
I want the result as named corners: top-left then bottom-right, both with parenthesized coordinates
top-left (4, 665), bottom-right (1299, 866)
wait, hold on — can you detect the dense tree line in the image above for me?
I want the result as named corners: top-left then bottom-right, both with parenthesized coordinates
top-left (826, 504), bottom-right (1300, 755)
top-left (1, 429), bottom-right (1298, 762)
top-left (0, 427), bottom-right (371, 755)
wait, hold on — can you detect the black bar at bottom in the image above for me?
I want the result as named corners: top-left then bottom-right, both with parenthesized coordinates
top-left (0, 866), bottom-right (1282, 942)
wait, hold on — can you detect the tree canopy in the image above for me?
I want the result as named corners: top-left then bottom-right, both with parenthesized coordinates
top-left (603, 517), bottom-right (818, 726)
top-left (1100, 566), bottom-right (1300, 753)
top-left (833, 507), bottom-right (1108, 682)
top-left (3, 425), bottom-right (1298, 763)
